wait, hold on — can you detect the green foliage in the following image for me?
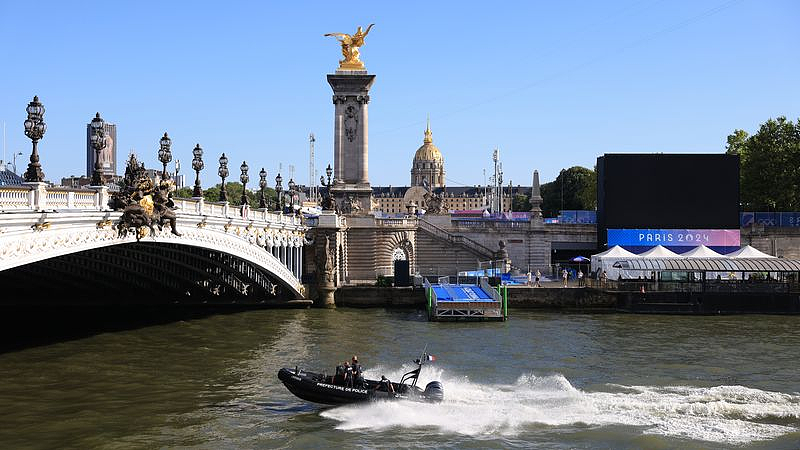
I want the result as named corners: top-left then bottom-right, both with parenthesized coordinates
top-left (540, 166), bottom-right (597, 217)
top-left (512, 194), bottom-right (531, 212)
top-left (375, 275), bottom-right (393, 287)
top-left (175, 183), bottom-right (277, 209)
top-left (175, 187), bottom-right (193, 198)
top-left (727, 117), bottom-right (800, 210)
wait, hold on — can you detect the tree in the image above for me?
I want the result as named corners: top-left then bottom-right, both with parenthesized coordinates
top-left (727, 117), bottom-right (800, 210)
top-left (540, 166), bottom-right (597, 217)
top-left (512, 194), bottom-right (531, 212)
top-left (176, 183), bottom-right (277, 209)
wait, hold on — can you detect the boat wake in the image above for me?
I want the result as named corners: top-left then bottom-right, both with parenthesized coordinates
top-left (320, 367), bottom-right (800, 444)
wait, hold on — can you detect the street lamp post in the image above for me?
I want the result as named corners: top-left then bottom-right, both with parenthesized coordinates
top-left (191, 144), bottom-right (204, 197)
top-left (158, 132), bottom-right (172, 181)
top-left (23, 96), bottom-right (47, 182)
top-left (89, 113), bottom-right (107, 186)
top-left (218, 153), bottom-right (229, 202)
top-left (240, 161), bottom-right (249, 206)
top-left (259, 168), bottom-right (268, 209)
top-left (275, 173), bottom-right (283, 212)
top-left (319, 163), bottom-right (333, 211)
top-left (11, 151), bottom-right (23, 175)
top-left (288, 178), bottom-right (296, 214)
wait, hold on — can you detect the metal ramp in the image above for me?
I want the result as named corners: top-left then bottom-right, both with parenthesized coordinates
top-left (425, 277), bottom-right (508, 322)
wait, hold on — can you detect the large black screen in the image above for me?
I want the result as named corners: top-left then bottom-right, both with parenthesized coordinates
top-left (597, 154), bottom-right (740, 248)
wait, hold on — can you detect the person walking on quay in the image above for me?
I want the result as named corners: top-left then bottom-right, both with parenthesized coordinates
top-left (562, 268), bottom-right (569, 287)
top-left (600, 270), bottom-right (608, 287)
top-left (578, 269), bottom-right (584, 287)
top-left (527, 270), bottom-right (532, 287)
top-left (535, 269), bottom-right (541, 287)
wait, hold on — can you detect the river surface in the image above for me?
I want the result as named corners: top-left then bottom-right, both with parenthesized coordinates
top-left (1, 308), bottom-right (799, 449)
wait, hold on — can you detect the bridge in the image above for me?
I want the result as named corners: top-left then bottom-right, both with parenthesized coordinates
top-left (0, 184), bottom-right (309, 306)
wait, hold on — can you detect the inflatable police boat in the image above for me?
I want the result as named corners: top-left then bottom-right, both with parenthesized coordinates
top-left (278, 354), bottom-right (443, 405)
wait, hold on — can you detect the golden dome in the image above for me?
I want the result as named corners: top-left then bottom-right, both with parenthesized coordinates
top-left (414, 121), bottom-right (443, 162)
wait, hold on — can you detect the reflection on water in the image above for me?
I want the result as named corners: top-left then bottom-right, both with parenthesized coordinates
top-left (0, 308), bottom-right (798, 448)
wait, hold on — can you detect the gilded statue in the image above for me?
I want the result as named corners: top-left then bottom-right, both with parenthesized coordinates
top-left (324, 24), bottom-right (374, 70)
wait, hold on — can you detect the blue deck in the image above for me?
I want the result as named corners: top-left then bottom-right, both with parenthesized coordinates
top-left (432, 284), bottom-right (495, 302)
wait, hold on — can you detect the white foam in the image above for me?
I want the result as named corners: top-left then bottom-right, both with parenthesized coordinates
top-left (320, 368), bottom-right (800, 444)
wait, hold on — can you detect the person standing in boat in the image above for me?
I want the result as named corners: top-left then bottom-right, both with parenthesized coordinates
top-left (335, 362), bottom-right (345, 385)
top-left (378, 375), bottom-right (395, 396)
top-left (343, 361), bottom-right (352, 387)
top-left (351, 356), bottom-right (364, 388)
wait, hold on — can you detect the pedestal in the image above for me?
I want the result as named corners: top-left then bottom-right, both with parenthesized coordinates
top-left (317, 284), bottom-right (336, 308)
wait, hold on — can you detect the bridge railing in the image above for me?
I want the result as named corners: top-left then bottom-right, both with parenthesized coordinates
top-left (0, 186), bottom-right (32, 210)
top-left (0, 185), bottom-right (302, 226)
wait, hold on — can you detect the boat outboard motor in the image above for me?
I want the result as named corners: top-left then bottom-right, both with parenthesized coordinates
top-left (423, 381), bottom-right (444, 402)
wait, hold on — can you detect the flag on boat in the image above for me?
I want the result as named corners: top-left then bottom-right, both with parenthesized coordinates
top-left (426, 354), bottom-right (436, 361)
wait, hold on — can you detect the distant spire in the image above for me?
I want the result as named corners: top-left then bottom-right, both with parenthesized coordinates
top-left (423, 115), bottom-right (433, 144)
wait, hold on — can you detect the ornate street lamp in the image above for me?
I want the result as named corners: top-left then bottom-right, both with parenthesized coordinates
top-left (89, 113), bottom-right (108, 186)
top-left (191, 144), bottom-right (204, 197)
top-left (218, 153), bottom-right (229, 202)
top-left (239, 161), bottom-right (249, 206)
top-left (23, 95), bottom-right (47, 182)
top-left (259, 168), bottom-right (268, 209)
top-left (274, 173), bottom-right (283, 212)
top-left (319, 163), bottom-right (334, 211)
top-left (158, 132), bottom-right (172, 180)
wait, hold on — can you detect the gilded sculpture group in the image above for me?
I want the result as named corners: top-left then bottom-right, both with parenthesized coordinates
top-left (325, 24), bottom-right (374, 70)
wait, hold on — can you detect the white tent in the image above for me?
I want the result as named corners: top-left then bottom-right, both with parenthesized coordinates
top-left (726, 245), bottom-right (776, 259)
top-left (681, 244), bottom-right (723, 258)
top-left (637, 245), bottom-right (680, 258)
top-left (591, 245), bottom-right (638, 280)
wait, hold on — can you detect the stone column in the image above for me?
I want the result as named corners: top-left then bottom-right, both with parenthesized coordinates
top-left (327, 72), bottom-right (375, 214)
top-left (298, 244), bottom-right (303, 281)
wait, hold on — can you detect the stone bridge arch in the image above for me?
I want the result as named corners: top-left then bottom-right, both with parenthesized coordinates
top-left (0, 211), bottom-right (306, 304)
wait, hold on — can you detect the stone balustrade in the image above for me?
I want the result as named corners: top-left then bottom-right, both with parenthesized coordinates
top-left (375, 217), bottom-right (417, 227)
top-left (0, 184), bottom-right (303, 226)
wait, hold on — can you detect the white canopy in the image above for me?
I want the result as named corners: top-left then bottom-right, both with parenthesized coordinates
top-left (725, 245), bottom-right (776, 259)
top-left (637, 245), bottom-right (679, 258)
top-left (591, 245), bottom-right (639, 280)
top-left (681, 244), bottom-right (723, 258)
top-left (592, 245), bottom-right (638, 259)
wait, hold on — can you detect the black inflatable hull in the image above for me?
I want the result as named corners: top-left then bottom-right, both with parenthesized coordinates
top-left (278, 368), bottom-right (443, 405)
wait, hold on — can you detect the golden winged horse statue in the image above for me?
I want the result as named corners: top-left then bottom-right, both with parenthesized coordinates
top-left (325, 24), bottom-right (374, 70)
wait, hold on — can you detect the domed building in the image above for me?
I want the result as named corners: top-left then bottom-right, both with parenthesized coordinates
top-left (370, 121), bottom-right (518, 215)
top-left (411, 121), bottom-right (445, 188)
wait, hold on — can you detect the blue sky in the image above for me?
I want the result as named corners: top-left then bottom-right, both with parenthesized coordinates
top-left (1, 0), bottom-right (798, 187)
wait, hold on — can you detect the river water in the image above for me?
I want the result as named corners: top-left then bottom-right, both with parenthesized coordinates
top-left (0, 308), bottom-right (799, 449)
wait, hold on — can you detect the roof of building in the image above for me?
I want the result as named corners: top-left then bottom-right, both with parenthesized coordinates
top-left (613, 257), bottom-right (800, 272)
top-left (371, 185), bottom-right (532, 198)
top-left (0, 167), bottom-right (24, 186)
top-left (413, 122), bottom-right (443, 162)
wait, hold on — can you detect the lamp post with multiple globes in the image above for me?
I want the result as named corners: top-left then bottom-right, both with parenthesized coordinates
top-left (158, 132), bottom-right (172, 181)
top-left (191, 144), bottom-right (204, 197)
top-left (239, 161), bottom-right (249, 206)
top-left (22, 96), bottom-right (47, 183)
top-left (218, 153), bottom-right (229, 202)
top-left (89, 113), bottom-right (107, 186)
